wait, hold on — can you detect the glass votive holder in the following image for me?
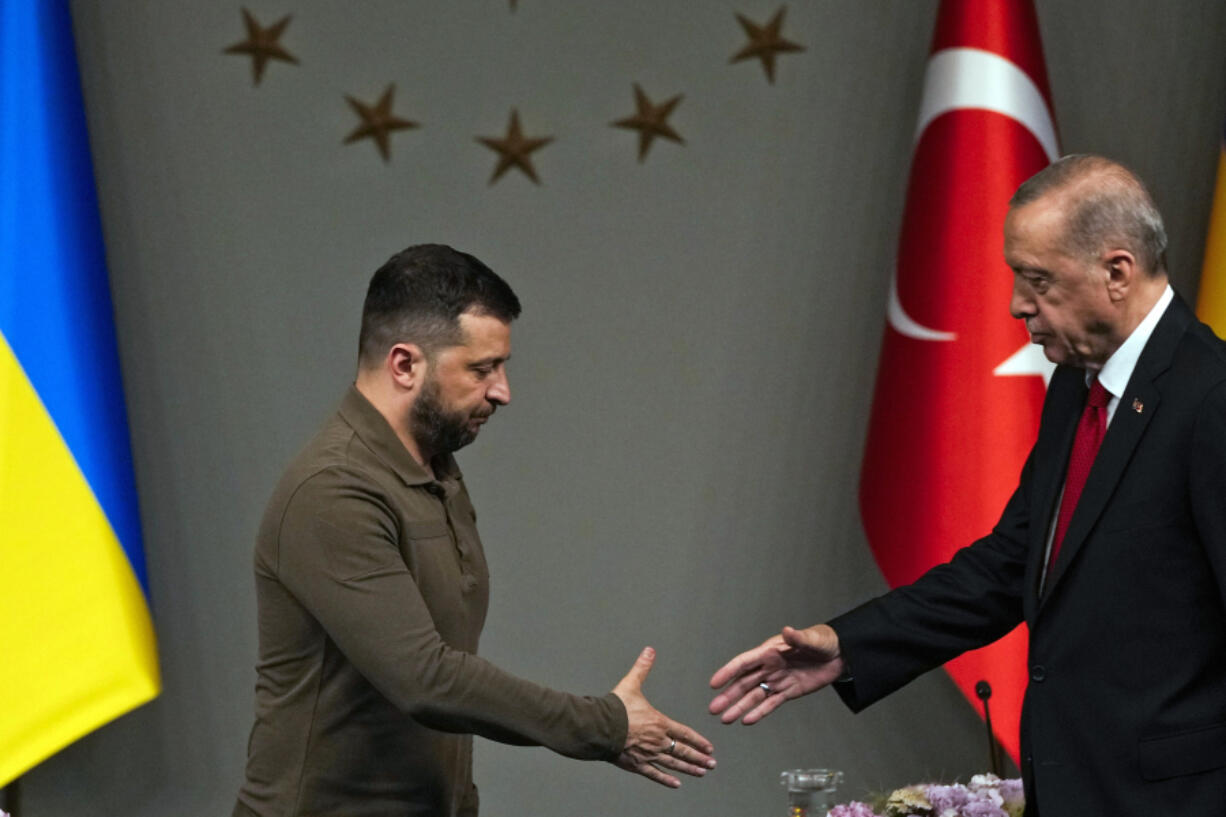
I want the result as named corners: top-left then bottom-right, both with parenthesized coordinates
top-left (780, 768), bottom-right (844, 817)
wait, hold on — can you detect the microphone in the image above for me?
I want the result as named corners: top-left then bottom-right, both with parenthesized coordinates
top-left (975, 680), bottom-right (1001, 777)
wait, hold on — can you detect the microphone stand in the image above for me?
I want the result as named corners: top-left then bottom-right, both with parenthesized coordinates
top-left (975, 680), bottom-right (1002, 777)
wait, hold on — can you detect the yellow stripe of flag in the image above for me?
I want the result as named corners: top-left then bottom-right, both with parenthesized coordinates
top-left (1197, 142), bottom-right (1226, 335)
top-left (0, 336), bottom-right (159, 784)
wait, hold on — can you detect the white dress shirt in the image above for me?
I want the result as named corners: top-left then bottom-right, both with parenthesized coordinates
top-left (1039, 284), bottom-right (1174, 592)
top-left (1093, 284), bottom-right (1174, 426)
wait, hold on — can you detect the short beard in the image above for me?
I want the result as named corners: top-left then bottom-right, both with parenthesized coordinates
top-left (410, 376), bottom-right (478, 460)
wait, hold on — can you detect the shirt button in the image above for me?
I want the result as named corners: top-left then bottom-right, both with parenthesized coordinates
top-left (1030, 664), bottom-right (1046, 682)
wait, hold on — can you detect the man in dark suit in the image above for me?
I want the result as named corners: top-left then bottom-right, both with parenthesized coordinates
top-left (708, 155), bottom-right (1226, 816)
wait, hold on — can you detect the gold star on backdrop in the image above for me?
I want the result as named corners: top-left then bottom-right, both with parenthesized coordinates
top-left (221, 8), bottom-right (812, 180)
top-left (476, 109), bottom-right (554, 185)
top-left (730, 6), bottom-right (805, 84)
top-left (224, 8), bottom-right (299, 85)
top-left (343, 84), bottom-right (420, 162)
top-left (612, 84), bottom-right (685, 162)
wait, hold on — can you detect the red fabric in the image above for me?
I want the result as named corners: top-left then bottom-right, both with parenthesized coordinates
top-left (1048, 379), bottom-right (1110, 569)
top-left (929, 0), bottom-right (1052, 101)
top-left (858, 0), bottom-right (1055, 766)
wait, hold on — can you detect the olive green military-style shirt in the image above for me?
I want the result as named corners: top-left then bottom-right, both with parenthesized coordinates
top-left (234, 386), bottom-right (627, 817)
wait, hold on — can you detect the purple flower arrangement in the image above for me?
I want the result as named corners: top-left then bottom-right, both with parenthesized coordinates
top-left (828, 774), bottom-right (1024, 817)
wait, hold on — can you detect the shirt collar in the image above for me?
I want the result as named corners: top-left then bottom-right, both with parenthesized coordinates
top-left (337, 384), bottom-right (460, 487)
top-left (1092, 284), bottom-right (1173, 397)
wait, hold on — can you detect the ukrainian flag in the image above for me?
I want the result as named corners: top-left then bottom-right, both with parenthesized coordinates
top-left (1198, 109), bottom-right (1226, 335)
top-left (1, 0), bottom-right (160, 785)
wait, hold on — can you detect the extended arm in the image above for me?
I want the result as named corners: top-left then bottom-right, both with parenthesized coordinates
top-left (710, 448), bottom-right (1036, 723)
top-left (277, 468), bottom-right (713, 785)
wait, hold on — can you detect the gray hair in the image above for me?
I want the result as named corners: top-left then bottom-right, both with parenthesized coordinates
top-left (1010, 154), bottom-right (1168, 277)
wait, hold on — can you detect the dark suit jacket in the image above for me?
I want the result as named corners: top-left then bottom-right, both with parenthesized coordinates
top-left (831, 295), bottom-right (1226, 816)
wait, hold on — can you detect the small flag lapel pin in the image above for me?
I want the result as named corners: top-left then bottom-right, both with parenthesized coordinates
top-left (1131, 397), bottom-right (1144, 414)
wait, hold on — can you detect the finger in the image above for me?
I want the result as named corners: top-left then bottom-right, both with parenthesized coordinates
top-left (622, 646), bottom-right (656, 690)
top-left (709, 635), bottom-right (786, 689)
top-left (709, 647), bottom-right (767, 690)
top-left (715, 691), bottom-right (763, 724)
top-left (636, 762), bottom-right (681, 789)
top-left (711, 690), bottom-right (758, 724)
top-left (713, 672), bottom-right (782, 723)
top-left (665, 721), bottom-right (715, 756)
top-left (664, 736), bottom-right (717, 772)
top-left (739, 683), bottom-right (794, 725)
top-left (723, 667), bottom-right (774, 701)
top-left (709, 688), bottom-right (753, 721)
top-left (709, 666), bottom-right (773, 717)
top-left (655, 751), bottom-right (713, 778)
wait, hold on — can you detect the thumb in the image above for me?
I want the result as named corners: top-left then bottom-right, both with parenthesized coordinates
top-left (781, 625), bottom-right (814, 649)
top-left (782, 624), bottom-right (836, 655)
top-left (622, 646), bottom-right (656, 690)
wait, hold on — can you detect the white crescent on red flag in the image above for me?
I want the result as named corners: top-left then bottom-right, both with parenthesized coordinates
top-left (859, 0), bottom-right (1058, 765)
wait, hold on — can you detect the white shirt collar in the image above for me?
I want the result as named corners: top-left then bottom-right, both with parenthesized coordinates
top-left (1093, 284), bottom-right (1174, 406)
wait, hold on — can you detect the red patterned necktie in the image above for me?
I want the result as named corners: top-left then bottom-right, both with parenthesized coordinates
top-left (1048, 377), bottom-right (1110, 572)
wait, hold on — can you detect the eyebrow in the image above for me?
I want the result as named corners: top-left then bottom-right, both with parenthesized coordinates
top-left (1011, 266), bottom-right (1050, 278)
top-left (470, 354), bottom-right (511, 366)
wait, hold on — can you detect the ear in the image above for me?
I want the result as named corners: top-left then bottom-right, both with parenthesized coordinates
top-left (386, 343), bottom-right (428, 391)
top-left (1102, 248), bottom-right (1138, 302)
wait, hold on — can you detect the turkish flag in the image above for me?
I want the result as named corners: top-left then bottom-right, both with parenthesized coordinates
top-left (858, 0), bottom-right (1057, 765)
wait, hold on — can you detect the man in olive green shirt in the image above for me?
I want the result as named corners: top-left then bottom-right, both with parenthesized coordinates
top-left (234, 245), bottom-right (714, 817)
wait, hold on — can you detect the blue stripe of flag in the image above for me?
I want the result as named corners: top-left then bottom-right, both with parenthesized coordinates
top-left (1, 0), bottom-right (148, 594)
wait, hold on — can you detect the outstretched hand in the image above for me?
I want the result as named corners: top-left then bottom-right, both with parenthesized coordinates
top-left (708, 624), bottom-right (845, 725)
top-left (611, 647), bottom-right (716, 788)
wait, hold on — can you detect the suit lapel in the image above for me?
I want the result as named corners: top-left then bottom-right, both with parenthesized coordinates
top-left (1042, 382), bottom-right (1159, 593)
top-left (1041, 295), bottom-right (1193, 600)
top-left (1027, 369), bottom-right (1084, 605)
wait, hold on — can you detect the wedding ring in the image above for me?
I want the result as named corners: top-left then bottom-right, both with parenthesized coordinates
top-left (759, 682), bottom-right (772, 695)
top-left (666, 738), bottom-right (676, 755)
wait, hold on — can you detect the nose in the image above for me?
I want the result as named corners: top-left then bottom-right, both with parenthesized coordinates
top-left (1009, 277), bottom-right (1035, 321)
top-left (487, 369), bottom-right (511, 406)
